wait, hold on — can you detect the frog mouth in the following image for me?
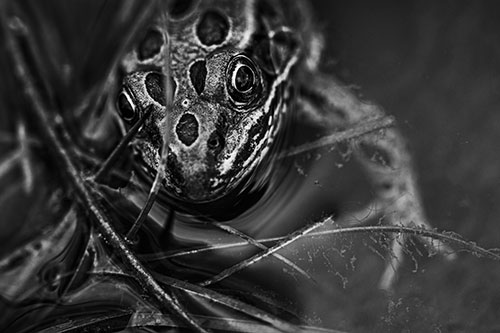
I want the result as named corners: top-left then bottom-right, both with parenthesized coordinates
top-left (164, 151), bottom-right (234, 203)
top-left (179, 177), bottom-right (228, 202)
top-left (166, 177), bottom-right (231, 203)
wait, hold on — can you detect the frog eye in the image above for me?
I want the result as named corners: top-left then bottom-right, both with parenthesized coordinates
top-left (226, 55), bottom-right (262, 109)
top-left (116, 89), bottom-right (138, 123)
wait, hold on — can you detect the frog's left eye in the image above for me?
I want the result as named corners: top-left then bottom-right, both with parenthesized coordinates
top-left (116, 89), bottom-right (138, 123)
top-left (226, 55), bottom-right (262, 109)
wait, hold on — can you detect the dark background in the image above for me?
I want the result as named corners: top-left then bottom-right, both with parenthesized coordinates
top-left (308, 0), bottom-right (500, 331)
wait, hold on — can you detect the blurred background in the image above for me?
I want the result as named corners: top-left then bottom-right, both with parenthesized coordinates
top-left (310, 0), bottom-right (500, 331)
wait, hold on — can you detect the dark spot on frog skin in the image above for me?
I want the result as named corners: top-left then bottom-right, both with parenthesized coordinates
top-left (189, 60), bottom-right (207, 95)
top-left (166, 152), bottom-right (186, 187)
top-left (167, 0), bottom-right (197, 19)
top-left (138, 29), bottom-right (165, 61)
top-left (196, 10), bottom-right (230, 46)
top-left (176, 113), bottom-right (199, 146)
top-left (145, 72), bottom-right (167, 106)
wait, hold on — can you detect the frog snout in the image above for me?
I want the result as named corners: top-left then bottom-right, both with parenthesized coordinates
top-left (167, 112), bottom-right (230, 201)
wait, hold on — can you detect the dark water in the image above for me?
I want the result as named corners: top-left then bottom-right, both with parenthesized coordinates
top-left (1, 1), bottom-right (500, 332)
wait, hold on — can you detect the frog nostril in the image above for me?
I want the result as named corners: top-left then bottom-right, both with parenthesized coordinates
top-left (167, 0), bottom-right (198, 19)
top-left (208, 137), bottom-right (219, 148)
top-left (176, 113), bottom-right (199, 146)
top-left (207, 131), bottom-right (224, 152)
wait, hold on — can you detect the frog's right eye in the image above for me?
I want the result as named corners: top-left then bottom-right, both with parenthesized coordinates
top-left (226, 54), bottom-right (263, 110)
top-left (117, 90), bottom-right (137, 123)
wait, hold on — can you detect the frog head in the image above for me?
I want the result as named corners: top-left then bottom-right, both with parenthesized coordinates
top-left (117, 0), bottom-right (301, 202)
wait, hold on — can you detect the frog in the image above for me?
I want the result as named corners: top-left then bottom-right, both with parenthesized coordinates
top-left (115, 0), bottom-right (452, 289)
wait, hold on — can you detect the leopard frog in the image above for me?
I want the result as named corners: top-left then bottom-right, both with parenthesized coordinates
top-left (117, 0), bottom-right (317, 203)
top-left (116, 0), bottom-right (451, 288)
